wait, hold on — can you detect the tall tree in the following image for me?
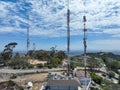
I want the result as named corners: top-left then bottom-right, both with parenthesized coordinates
top-left (50, 45), bottom-right (57, 57)
top-left (1, 42), bottom-right (17, 61)
top-left (35, 50), bottom-right (49, 60)
top-left (55, 51), bottom-right (67, 60)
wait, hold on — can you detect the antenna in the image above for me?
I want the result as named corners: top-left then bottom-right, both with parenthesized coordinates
top-left (27, 16), bottom-right (30, 55)
top-left (67, 0), bottom-right (70, 76)
top-left (82, 0), bottom-right (87, 78)
top-left (83, 15), bottom-right (87, 77)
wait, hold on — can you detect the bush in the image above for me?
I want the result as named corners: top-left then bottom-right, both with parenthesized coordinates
top-left (7, 80), bottom-right (15, 86)
top-left (108, 71), bottom-right (115, 78)
top-left (28, 64), bottom-right (34, 69)
top-left (90, 72), bottom-right (103, 85)
top-left (10, 74), bottom-right (17, 79)
top-left (37, 63), bottom-right (43, 68)
top-left (90, 87), bottom-right (99, 90)
top-left (47, 64), bottom-right (53, 69)
top-left (18, 86), bottom-right (24, 90)
top-left (8, 59), bottom-right (31, 69)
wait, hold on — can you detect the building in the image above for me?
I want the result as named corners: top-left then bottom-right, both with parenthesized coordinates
top-left (45, 79), bottom-right (82, 90)
top-left (41, 73), bottom-right (82, 90)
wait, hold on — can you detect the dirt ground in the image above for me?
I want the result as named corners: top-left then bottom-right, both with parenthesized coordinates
top-left (0, 71), bottom-right (62, 90)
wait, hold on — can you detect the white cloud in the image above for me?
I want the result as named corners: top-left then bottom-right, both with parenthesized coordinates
top-left (0, 0), bottom-right (120, 37)
top-left (0, 1), bottom-right (10, 17)
top-left (0, 26), bottom-right (26, 33)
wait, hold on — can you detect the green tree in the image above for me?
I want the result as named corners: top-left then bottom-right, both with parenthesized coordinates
top-left (51, 58), bottom-right (61, 67)
top-left (50, 45), bottom-right (57, 57)
top-left (102, 56), bottom-right (108, 65)
top-left (109, 61), bottom-right (120, 72)
top-left (47, 58), bottom-right (62, 68)
top-left (90, 72), bottom-right (103, 85)
top-left (70, 62), bottom-right (77, 70)
top-left (35, 50), bottom-right (49, 60)
top-left (8, 59), bottom-right (31, 69)
top-left (108, 71), bottom-right (115, 79)
top-left (28, 50), bottom-right (34, 58)
top-left (37, 63), bottom-right (43, 68)
top-left (55, 51), bottom-right (67, 60)
top-left (14, 52), bottom-right (20, 60)
top-left (1, 42), bottom-right (17, 64)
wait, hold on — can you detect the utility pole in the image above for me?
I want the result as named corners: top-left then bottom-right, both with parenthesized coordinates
top-left (67, 0), bottom-right (70, 76)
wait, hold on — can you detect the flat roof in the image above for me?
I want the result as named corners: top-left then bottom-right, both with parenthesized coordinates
top-left (46, 79), bottom-right (81, 87)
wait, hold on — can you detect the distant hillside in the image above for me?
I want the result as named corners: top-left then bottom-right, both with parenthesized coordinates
top-left (71, 52), bottom-right (120, 73)
top-left (87, 52), bottom-right (120, 61)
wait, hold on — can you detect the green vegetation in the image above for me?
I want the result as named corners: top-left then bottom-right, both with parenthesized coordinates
top-left (29, 48), bottom-right (66, 68)
top-left (87, 56), bottom-right (102, 70)
top-left (70, 62), bottom-right (77, 70)
top-left (102, 56), bottom-right (120, 72)
top-left (70, 55), bottom-right (84, 67)
top-left (108, 71), bottom-right (115, 78)
top-left (0, 44), bottom-right (67, 69)
top-left (0, 42), bottom-right (17, 65)
top-left (87, 52), bottom-right (120, 73)
top-left (37, 63), bottom-right (43, 68)
top-left (101, 84), bottom-right (120, 90)
top-left (90, 72), bottom-right (103, 85)
top-left (70, 54), bottom-right (102, 69)
top-left (8, 59), bottom-right (32, 69)
top-left (0, 80), bottom-right (24, 90)
top-left (90, 87), bottom-right (99, 90)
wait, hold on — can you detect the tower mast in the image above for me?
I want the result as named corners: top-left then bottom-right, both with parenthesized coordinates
top-left (67, 0), bottom-right (70, 76)
top-left (27, 18), bottom-right (30, 55)
top-left (83, 16), bottom-right (87, 77)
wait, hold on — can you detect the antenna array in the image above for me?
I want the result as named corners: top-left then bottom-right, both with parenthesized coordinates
top-left (83, 15), bottom-right (87, 77)
top-left (67, 0), bottom-right (70, 76)
top-left (82, 0), bottom-right (87, 78)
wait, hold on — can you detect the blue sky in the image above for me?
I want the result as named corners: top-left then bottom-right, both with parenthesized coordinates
top-left (0, 0), bottom-right (120, 52)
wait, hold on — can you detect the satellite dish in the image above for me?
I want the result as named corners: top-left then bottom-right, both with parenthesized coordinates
top-left (27, 82), bottom-right (33, 87)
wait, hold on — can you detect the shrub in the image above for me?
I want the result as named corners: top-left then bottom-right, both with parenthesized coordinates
top-left (90, 72), bottom-right (103, 85)
top-left (108, 71), bottom-right (115, 78)
top-left (10, 74), bottom-right (17, 79)
top-left (37, 63), bottom-right (43, 68)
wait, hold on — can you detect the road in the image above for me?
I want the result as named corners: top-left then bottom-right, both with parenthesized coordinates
top-left (0, 68), bottom-right (65, 74)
